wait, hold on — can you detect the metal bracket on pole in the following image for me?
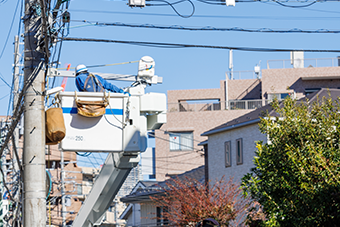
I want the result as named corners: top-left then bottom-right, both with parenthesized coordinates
top-left (47, 68), bottom-right (162, 84)
top-left (47, 56), bottom-right (163, 84)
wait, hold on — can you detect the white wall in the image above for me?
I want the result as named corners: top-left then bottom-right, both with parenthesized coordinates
top-left (208, 123), bottom-right (267, 184)
top-left (140, 202), bottom-right (158, 226)
top-left (141, 147), bottom-right (155, 180)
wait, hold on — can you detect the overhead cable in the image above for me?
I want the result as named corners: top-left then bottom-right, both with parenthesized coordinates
top-left (262, 1), bottom-right (340, 14)
top-left (57, 60), bottom-right (139, 70)
top-left (0, 0), bottom-right (9, 5)
top-left (70, 9), bottom-right (340, 19)
top-left (73, 20), bottom-right (340, 34)
top-left (272, 0), bottom-right (317, 8)
top-left (61, 37), bottom-right (340, 53)
top-left (0, 62), bottom-right (44, 166)
top-left (147, 0), bottom-right (195, 18)
top-left (0, 0), bottom-right (21, 60)
top-left (0, 72), bottom-right (11, 88)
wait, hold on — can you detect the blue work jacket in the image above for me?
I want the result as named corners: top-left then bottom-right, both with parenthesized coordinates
top-left (75, 72), bottom-right (123, 93)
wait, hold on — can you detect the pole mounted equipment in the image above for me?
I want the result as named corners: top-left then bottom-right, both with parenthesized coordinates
top-left (129, 0), bottom-right (146, 7)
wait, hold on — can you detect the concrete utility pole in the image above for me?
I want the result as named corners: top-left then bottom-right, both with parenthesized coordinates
top-left (23, 0), bottom-right (46, 226)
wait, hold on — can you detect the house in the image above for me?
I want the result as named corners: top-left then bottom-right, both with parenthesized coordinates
top-left (155, 56), bottom-right (340, 182)
top-left (120, 166), bottom-right (205, 227)
top-left (201, 88), bottom-right (340, 184)
top-left (155, 81), bottom-right (257, 181)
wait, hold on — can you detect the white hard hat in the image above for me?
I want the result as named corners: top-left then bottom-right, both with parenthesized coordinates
top-left (75, 64), bottom-right (87, 74)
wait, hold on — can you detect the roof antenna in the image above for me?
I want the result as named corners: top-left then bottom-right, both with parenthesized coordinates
top-left (254, 60), bottom-right (261, 79)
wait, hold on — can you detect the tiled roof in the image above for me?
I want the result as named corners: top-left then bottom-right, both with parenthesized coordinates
top-left (201, 103), bottom-right (274, 136)
top-left (202, 88), bottom-right (340, 136)
top-left (120, 166), bottom-right (205, 203)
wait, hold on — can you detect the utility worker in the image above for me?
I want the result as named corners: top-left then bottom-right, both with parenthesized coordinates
top-left (75, 64), bottom-right (124, 93)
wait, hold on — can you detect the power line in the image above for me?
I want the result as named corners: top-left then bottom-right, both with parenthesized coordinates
top-left (56, 60), bottom-right (139, 70)
top-left (70, 9), bottom-right (340, 19)
top-left (0, 94), bottom-right (9, 101)
top-left (150, 133), bottom-right (204, 152)
top-left (0, 0), bottom-right (20, 60)
top-left (147, 0), bottom-right (195, 18)
top-left (271, 0), bottom-right (317, 8)
top-left (156, 128), bottom-right (203, 143)
top-left (61, 37), bottom-right (340, 53)
top-left (145, 150), bottom-right (201, 159)
top-left (147, 0), bottom-right (335, 10)
top-left (0, 0), bottom-right (9, 5)
top-left (143, 156), bottom-right (203, 165)
top-left (72, 20), bottom-right (340, 34)
top-left (0, 72), bottom-right (11, 88)
top-left (263, 1), bottom-right (340, 14)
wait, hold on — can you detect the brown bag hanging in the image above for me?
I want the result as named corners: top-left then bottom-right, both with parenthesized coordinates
top-left (46, 136), bottom-right (58, 145)
top-left (75, 91), bottom-right (109, 117)
top-left (45, 107), bottom-right (66, 144)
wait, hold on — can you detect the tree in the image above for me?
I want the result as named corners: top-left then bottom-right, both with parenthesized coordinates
top-left (150, 177), bottom-right (254, 226)
top-left (242, 96), bottom-right (340, 226)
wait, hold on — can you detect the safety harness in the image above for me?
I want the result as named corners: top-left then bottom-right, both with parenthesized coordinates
top-left (75, 73), bottom-right (110, 117)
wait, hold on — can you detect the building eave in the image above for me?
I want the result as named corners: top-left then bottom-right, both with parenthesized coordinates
top-left (301, 76), bottom-right (340, 81)
top-left (198, 140), bottom-right (208, 146)
top-left (201, 118), bottom-right (261, 136)
top-left (119, 204), bottom-right (133, 220)
top-left (120, 191), bottom-right (165, 203)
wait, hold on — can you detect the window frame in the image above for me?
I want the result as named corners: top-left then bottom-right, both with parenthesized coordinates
top-left (236, 138), bottom-right (243, 165)
top-left (169, 131), bottom-right (193, 151)
top-left (156, 206), bottom-right (169, 226)
top-left (225, 141), bottom-right (231, 167)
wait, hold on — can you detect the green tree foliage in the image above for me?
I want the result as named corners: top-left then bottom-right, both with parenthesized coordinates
top-left (242, 96), bottom-right (340, 226)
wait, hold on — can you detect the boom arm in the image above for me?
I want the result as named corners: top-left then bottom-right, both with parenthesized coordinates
top-left (72, 152), bottom-right (140, 227)
top-left (54, 56), bottom-right (166, 226)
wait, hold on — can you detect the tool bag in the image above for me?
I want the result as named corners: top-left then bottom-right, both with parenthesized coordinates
top-left (45, 107), bottom-right (66, 144)
top-left (75, 91), bottom-right (110, 117)
top-left (46, 136), bottom-right (58, 145)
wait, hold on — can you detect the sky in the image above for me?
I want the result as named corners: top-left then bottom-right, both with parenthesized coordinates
top-left (1, 0), bottom-right (340, 115)
top-left (0, 0), bottom-right (340, 167)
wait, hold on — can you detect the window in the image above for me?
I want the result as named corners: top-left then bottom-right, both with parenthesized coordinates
top-left (268, 93), bottom-right (293, 101)
top-left (225, 141), bottom-right (231, 167)
top-left (305, 88), bottom-right (321, 96)
top-left (169, 132), bottom-right (193, 151)
top-left (77, 184), bottom-right (82, 195)
top-left (157, 206), bottom-right (169, 226)
top-left (236, 138), bottom-right (243, 165)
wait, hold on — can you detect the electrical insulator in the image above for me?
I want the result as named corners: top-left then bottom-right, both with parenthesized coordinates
top-left (129, 0), bottom-right (145, 7)
top-left (225, 0), bottom-right (235, 6)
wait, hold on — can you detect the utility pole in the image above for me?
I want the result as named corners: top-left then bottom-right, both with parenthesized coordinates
top-left (23, 0), bottom-right (46, 226)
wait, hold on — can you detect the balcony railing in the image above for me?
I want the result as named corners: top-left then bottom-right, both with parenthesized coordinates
top-left (267, 57), bottom-right (340, 69)
top-left (228, 99), bottom-right (269, 110)
top-left (226, 70), bottom-right (260, 80)
top-left (168, 99), bottom-right (269, 112)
